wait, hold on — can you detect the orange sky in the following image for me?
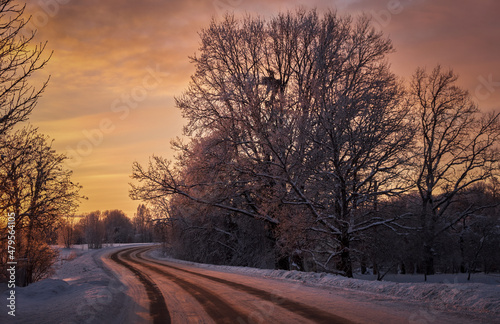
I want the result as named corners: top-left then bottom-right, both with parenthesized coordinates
top-left (23, 0), bottom-right (500, 218)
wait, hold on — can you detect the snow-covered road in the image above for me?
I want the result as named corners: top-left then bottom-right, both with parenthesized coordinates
top-left (106, 246), bottom-right (494, 324)
top-left (2, 244), bottom-right (498, 323)
top-left (110, 246), bottom-right (349, 323)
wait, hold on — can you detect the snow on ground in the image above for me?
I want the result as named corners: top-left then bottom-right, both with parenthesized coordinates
top-left (0, 243), bottom-right (152, 324)
top-left (1, 243), bottom-right (498, 323)
top-left (149, 249), bottom-right (500, 317)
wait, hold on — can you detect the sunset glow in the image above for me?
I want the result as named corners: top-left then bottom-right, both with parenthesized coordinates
top-left (25, 0), bottom-right (500, 217)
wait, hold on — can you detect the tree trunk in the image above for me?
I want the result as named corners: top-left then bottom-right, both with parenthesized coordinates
top-left (360, 260), bottom-right (367, 275)
top-left (421, 199), bottom-right (435, 278)
top-left (400, 262), bottom-right (406, 274)
top-left (276, 255), bottom-right (290, 270)
top-left (23, 218), bottom-right (35, 286)
top-left (337, 231), bottom-right (353, 277)
top-left (423, 243), bottom-right (435, 277)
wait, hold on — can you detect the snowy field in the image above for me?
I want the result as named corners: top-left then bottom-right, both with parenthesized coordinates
top-left (1, 244), bottom-right (498, 323)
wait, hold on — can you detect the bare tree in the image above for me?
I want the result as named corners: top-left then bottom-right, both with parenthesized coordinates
top-left (131, 10), bottom-right (415, 277)
top-left (58, 215), bottom-right (77, 248)
top-left (0, 0), bottom-right (50, 135)
top-left (410, 66), bottom-right (500, 277)
top-left (133, 204), bottom-right (154, 242)
top-left (0, 127), bottom-right (82, 285)
top-left (83, 211), bottom-right (104, 249)
top-left (453, 183), bottom-right (500, 279)
top-left (103, 209), bottom-right (133, 244)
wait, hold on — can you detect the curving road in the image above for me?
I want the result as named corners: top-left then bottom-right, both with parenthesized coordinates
top-left (105, 246), bottom-right (476, 324)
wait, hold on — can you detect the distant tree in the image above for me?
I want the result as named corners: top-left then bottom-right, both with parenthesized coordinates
top-left (452, 182), bottom-right (500, 277)
top-left (410, 66), bottom-right (500, 277)
top-left (72, 216), bottom-right (85, 244)
top-left (58, 215), bottom-right (77, 248)
top-left (132, 204), bottom-right (153, 242)
top-left (131, 10), bottom-right (415, 277)
top-left (0, 0), bottom-right (50, 135)
top-left (82, 211), bottom-right (105, 249)
top-left (103, 209), bottom-right (133, 243)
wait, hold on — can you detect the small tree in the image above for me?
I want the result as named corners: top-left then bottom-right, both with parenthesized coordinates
top-left (0, 127), bottom-right (82, 285)
top-left (83, 211), bottom-right (104, 249)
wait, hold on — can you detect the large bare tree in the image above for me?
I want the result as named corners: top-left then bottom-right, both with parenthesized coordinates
top-left (131, 10), bottom-right (415, 277)
top-left (410, 66), bottom-right (500, 277)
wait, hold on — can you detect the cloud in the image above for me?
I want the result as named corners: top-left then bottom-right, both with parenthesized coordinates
top-left (21, 0), bottom-right (500, 216)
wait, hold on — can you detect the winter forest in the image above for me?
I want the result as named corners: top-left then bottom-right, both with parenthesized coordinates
top-left (0, 5), bottom-right (499, 289)
top-left (130, 10), bottom-right (500, 279)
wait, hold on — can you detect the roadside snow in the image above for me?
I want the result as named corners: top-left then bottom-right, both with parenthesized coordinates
top-left (149, 249), bottom-right (500, 316)
top-left (0, 243), bottom-right (150, 324)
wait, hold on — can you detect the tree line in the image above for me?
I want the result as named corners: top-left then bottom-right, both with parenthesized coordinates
top-left (59, 205), bottom-right (159, 249)
top-left (130, 10), bottom-right (500, 278)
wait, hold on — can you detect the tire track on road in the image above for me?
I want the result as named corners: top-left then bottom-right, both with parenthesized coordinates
top-left (110, 248), bottom-right (171, 324)
top-left (138, 247), bottom-right (353, 324)
top-left (124, 247), bottom-right (248, 324)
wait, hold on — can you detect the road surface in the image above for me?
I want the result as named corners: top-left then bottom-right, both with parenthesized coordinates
top-left (102, 246), bottom-right (482, 324)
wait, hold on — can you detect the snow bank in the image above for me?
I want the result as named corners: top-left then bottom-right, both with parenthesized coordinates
top-left (0, 244), bottom-right (146, 324)
top-left (149, 249), bottom-right (500, 316)
top-left (269, 271), bottom-right (500, 315)
top-left (20, 278), bottom-right (70, 298)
